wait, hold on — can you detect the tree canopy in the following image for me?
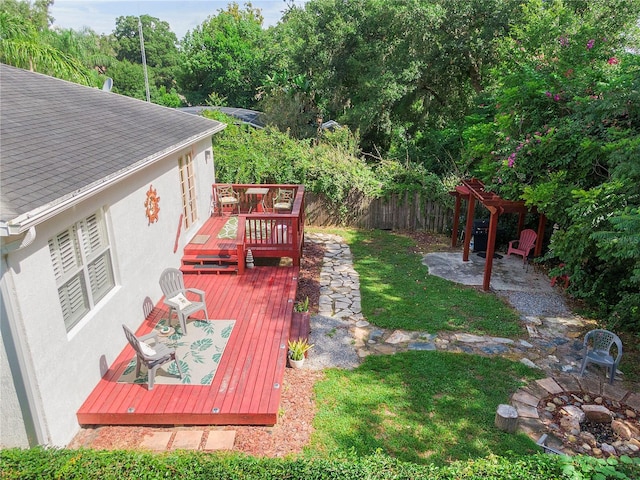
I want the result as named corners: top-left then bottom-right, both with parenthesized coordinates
top-left (177, 2), bottom-right (267, 107)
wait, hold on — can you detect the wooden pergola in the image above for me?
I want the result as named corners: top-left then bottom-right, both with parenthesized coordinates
top-left (449, 178), bottom-right (546, 291)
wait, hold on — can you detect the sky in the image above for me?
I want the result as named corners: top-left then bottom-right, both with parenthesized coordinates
top-left (49, 1), bottom-right (308, 39)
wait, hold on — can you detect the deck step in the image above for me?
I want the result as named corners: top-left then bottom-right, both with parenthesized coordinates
top-left (181, 251), bottom-right (239, 275)
top-left (182, 254), bottom-right (236, 262)
top-left (180, 263), bottom-right (237, 275)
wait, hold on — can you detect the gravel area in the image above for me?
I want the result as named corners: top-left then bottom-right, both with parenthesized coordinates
top-left (305, 315), bottom-right (360, 370)
top-left (495, 290), bottom-right (572, 317)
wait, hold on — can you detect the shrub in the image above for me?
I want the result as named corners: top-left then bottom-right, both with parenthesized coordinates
top-left (6, 448), bottom-right (638, 479)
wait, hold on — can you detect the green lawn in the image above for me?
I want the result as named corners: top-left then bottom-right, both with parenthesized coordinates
top-left (306, 351), bottom-right (543, 466)
top-left (337, 228), bottom-right (525, 337)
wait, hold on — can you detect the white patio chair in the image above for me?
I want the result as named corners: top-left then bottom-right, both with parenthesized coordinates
top-left (159, 267), bottom-right (209, 335)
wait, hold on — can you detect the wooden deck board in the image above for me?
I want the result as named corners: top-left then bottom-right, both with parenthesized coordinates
top-left (247, 273), bottom-right (287, 415)
top-left (77, 214), bottom-right (300, 426)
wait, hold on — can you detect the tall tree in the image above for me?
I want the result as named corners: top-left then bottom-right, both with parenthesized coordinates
top-left (45, 26), bottom-right (115, 77)
top-left (113, 14), bottom-right (178, 89)
top-left (272, 0), bottom-right (522, 153)
top-left (177, 2), bottom-right (267, 107)
top-left (0, 2), bottom-right (89, 84)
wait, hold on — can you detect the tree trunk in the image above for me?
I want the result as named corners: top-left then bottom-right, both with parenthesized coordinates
top-left (495, 404), bottom-right (518, 433)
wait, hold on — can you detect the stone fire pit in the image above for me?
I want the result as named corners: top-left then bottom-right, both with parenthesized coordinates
top-left (538, 391), bottom-right (640, 457)
top-left (511, 376), bottom-right (640, 458)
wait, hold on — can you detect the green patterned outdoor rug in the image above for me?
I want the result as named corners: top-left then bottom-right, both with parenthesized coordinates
top-left (118, 319), bottom-right (235, 387)
top-left (217, 216), bottom-right (238, 239)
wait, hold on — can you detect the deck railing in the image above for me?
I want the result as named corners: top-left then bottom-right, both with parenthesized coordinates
top-left (212, 184), bottom-right (305, 269)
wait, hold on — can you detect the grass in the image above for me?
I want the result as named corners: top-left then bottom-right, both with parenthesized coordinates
top-left (306, 351), bottom-right (544, 466)
top-left (336, 228), bottom-right (525, 337)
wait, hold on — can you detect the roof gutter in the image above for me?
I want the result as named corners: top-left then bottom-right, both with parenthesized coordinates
top-left (1, 124), bottom-right (226, 236)
top-left (0, 227), bottom-right (36, 254)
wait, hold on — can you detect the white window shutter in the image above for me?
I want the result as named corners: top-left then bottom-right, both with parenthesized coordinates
top-left (49, 227), bottom-right (81, 280)
top-left (80, 213), bottom-right (105, 255)
top-left (58, 273), bottom-right (89, 330)
top-left (88, 251), bottom-right (114, 302)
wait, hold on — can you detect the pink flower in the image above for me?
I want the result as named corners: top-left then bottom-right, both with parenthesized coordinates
top-left (545, 91), bottom-right (552, 98)
top-left (508, 153), bottom-right (516, 168)
top-left (559, 36), bottom-right (569, 47)
top-left (587, 39), bottom-right (595, 50)
top-left (608, 57), bottom-right (619, 65)
top-left (554, 94), bottom-right (561, 101)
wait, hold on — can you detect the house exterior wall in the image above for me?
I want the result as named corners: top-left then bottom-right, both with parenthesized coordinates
top-left (0, 326), bottom-right (30, 447)
top-left (0, 139), bottom-right (214, 447)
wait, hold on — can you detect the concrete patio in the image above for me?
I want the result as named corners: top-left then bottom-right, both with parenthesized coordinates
top-left (423, 250), bottom-right (553, 293)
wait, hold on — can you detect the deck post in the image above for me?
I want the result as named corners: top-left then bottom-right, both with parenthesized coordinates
top-left (463, 195), bottom-right (476, 262)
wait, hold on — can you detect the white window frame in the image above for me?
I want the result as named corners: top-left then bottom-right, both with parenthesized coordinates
top-left (178, 151), bottom-right (198, 228)
top-left (48, 209), bottom-right (115, 332)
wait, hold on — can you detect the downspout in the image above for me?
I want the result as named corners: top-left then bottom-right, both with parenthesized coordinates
top-left (0, 229), bottom-right (50, 446)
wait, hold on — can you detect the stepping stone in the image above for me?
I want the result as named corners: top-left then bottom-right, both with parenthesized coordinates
top-left (625, 393), bottom-right (640, 411)
top-left (601, 382), bottom-right (628, 402)
top-left (553, 375), bottom-right (581, 392)
top-left (490, 337), bottom-right (515, 344)
top-left (455, 333), bottom-right (485, 343)
top-left (512, 390), bottom-right (540, 407)
top-left (513, 402), bottom-right (539, 419)
top-left (520, 358), bottom-right (539, 369)
top-left (140, 431), bottom-right (172, 451)
top-left (369, 329), bottom-right (385, 341)
top-left (171, 430), bottom-right (203, 450)
top-left (371, 344), bottom-right (397, 355)
top-left (577, 376), bottom-right (603, 396)
top-left (385, 330), bottom-right (412, 344)
top-left (204, 430), bottom-right (236, 450)
top-left (536, 378), bottom-right (563, 395)
top-left (480, 344), bottom-right (510, 355)
top-left (408, 342), bottom-right (436, 351)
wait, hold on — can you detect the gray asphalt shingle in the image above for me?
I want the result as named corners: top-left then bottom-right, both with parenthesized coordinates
top-left (0, 64), bottom-right (225, 224)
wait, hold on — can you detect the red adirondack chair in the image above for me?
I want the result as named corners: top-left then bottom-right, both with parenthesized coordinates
top-left (506, 229), bottom-right (537, 264)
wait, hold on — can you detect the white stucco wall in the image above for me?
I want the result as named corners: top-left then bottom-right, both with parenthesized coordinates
top-left (0, 328), bottom-right (29, 447)
top-left (1, 139), bottom-right (215, 446)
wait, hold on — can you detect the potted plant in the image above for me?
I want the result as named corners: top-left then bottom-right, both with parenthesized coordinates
top-left (294, 296), bottom-right (309, 312)
top-left (287, 338), bottom-right (313, 369)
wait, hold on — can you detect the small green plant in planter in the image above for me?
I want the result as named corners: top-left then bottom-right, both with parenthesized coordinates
top-left (294, 296), bottom-right (309, 312)
top-left (288, 338), bottom-right (314, 368)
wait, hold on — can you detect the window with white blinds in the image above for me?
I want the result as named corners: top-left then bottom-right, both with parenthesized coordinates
top-left (48, 210), bottom-right (115, 331)
top-left (178, 152), bottom-right (197, 228)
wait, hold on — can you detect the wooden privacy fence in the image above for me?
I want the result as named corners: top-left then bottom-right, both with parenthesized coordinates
top-left (304, 191), bottom-right (452, 233)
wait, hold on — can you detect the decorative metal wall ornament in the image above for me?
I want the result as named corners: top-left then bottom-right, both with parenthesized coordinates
top-left (144, 185), bottom-right (160, 224)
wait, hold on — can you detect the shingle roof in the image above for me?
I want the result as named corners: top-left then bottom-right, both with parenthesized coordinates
top-left (0, 64), bottom-right (225, 228)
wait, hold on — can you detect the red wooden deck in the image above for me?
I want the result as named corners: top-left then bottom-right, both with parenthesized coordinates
top-left (77, 256), bottom-right (300, 427)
